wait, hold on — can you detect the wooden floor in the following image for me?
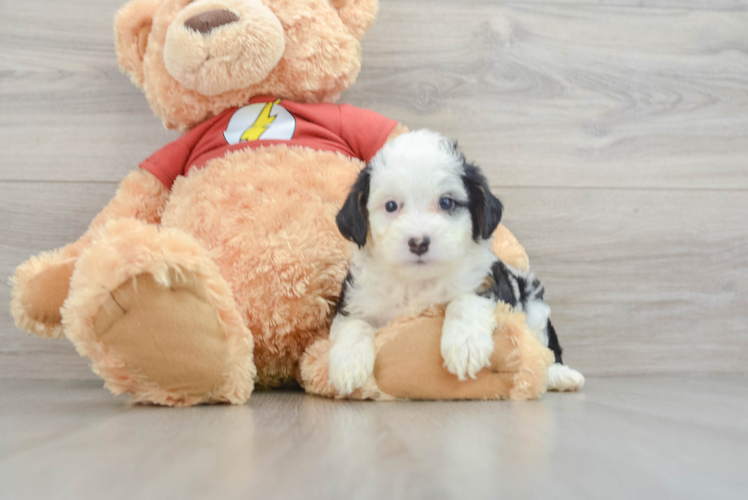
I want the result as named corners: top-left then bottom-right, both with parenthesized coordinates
top-left (1, 375), bottom-right (747, 500)
top-left (0, 1), bottom-right (747, 498)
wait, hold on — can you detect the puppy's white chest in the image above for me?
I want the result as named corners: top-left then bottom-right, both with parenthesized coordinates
top-left (388, 287), bottom-right (436, 324)
top-left (349, 277), bottom-right (460, 328)
top-left (400, 281), bottom-right (450, 313)
top-left (343, 242), bottom-right (497, 328)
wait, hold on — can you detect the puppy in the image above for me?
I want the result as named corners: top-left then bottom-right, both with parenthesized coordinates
top-left (328, 130), bottom-right (584, 395)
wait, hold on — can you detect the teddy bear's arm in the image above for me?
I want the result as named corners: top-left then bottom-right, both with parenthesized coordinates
top-left (492, 225), bottom-right (530, 272)
top-left (10, 169), bottom-right (169, 339)
top-left (85, 169), bottom-right (169, 238)
top-left (386, 123), bottom-right (409, 143)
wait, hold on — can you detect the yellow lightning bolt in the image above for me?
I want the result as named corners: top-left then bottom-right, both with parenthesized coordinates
top-left (240, 99), bottom-right (282, 142)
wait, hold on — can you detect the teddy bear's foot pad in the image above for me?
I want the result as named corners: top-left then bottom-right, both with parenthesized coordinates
top-left (61, 218), bottom-right (255, 406)
top-left (94, 271), bottom-right (229, 402)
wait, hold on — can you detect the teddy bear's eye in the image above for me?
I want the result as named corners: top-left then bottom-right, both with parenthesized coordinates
top-left (385, 201), bottom-right (398, 213)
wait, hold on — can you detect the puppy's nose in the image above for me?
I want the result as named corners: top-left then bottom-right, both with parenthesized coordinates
top-left (408, 236), bottom-right (430, 256)
top-left (184, 9), bottom-right (240, 35)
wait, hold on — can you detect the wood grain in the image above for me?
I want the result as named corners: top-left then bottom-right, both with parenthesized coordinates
top-left (2, 1), bottom-right (748, 188)
top-left (0, 0), bottom-right (178, 182)
top-left (412, 0), bottom-right (748, 10)
top-left (1, 376), bottom-right (747, 500)
top-left (506, 0), bottom-right (748, 9)
top-left (346, 1), bottom-right (748, 189)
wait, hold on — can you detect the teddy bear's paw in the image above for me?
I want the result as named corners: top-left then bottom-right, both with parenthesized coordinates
top-left (547, 364), bottom-right (585, 392)
top-left (61, 219), bottom-right (255, 406)
top-left (10, 256), bottom-right (76, 339)
top-left (328, 337), bottom-right (375, 396)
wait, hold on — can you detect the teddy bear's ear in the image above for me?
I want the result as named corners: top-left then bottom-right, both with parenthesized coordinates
top-left (331, 0), bottom-right (379, 39)
top-left (114, 0), bottom-right (160, 88)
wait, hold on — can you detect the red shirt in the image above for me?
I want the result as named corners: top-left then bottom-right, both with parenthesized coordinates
top-left (140, 97), bottom-right (399, 189)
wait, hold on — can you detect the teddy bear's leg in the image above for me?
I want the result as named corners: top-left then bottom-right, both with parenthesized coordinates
top-left (62, 218), bottom-right (255, 406)
top-left (10, 170), bottom-right (169, 339)
top-left (371, 310), bottom-right (553, 401)
top-left (299, 320), bottom-right (530, 401)
top-left (300, 305), bottom-right (555, 401)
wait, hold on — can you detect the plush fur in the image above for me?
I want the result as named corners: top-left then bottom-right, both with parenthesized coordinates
top-left (163, 145), bottom-right (360, 386)
top-left (63, 218), bottom-right (255, 406)
top-left (10, 0), bottom-right (548, 405)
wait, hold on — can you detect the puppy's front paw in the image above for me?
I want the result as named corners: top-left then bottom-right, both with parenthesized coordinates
top-left (441, 319), bottom-right (495, 381)
top-left (547, 364), bottom-right (585, 392)
top-left (328, 339), bottom-right (375, 396)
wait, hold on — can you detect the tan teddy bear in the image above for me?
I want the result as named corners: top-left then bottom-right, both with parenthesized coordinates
top-left (10, 0), bottom-right (551, 406)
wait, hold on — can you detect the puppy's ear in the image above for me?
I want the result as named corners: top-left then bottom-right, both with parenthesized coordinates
top-left (461, 161), bottom-right (503, 241)
top-left (336, 167), bottom-right (371, 248)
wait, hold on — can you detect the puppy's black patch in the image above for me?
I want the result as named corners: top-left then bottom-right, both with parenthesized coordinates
top-left (480, 261), bottom-right (548, 312)
top-left (530, 277), bottom-right (545, 302)
top-left (456, 148), bottom-right (503, 241)
top-left (335, 270), bottom-right (354, 317)
top-left (479, 260), bottom-right (565, 361)
top-left (479, 260), bottom-right (518, 306)
top-left (336, 166), bottom-right (371, 248)
top-left (546, 320), bottom-right (564, 364)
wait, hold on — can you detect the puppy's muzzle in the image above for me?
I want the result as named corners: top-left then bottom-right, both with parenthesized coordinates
top-left (408, 236), bottom-right (430, 256)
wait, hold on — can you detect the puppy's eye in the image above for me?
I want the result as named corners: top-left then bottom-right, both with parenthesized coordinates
top-left (439, 197), bottom-right (455, 211)
top-left (385, 201), bottom-right (399, 213)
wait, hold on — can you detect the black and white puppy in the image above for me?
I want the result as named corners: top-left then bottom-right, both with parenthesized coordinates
top-left (329, 130), bottom-right (584, 395)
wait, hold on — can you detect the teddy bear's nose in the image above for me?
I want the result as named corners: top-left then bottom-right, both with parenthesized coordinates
top-left (184, 9), bottom-right (240, 35)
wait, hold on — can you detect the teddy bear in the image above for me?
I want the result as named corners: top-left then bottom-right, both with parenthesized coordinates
top-left (10, 0), bottom-right (552, 406)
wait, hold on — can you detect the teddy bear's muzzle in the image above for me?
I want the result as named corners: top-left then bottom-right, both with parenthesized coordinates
top-left (163, 0), bottom-right (286, 97)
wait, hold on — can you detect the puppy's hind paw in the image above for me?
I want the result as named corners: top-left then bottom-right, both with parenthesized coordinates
top-left (547, 364), bottom-right (585, 392)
